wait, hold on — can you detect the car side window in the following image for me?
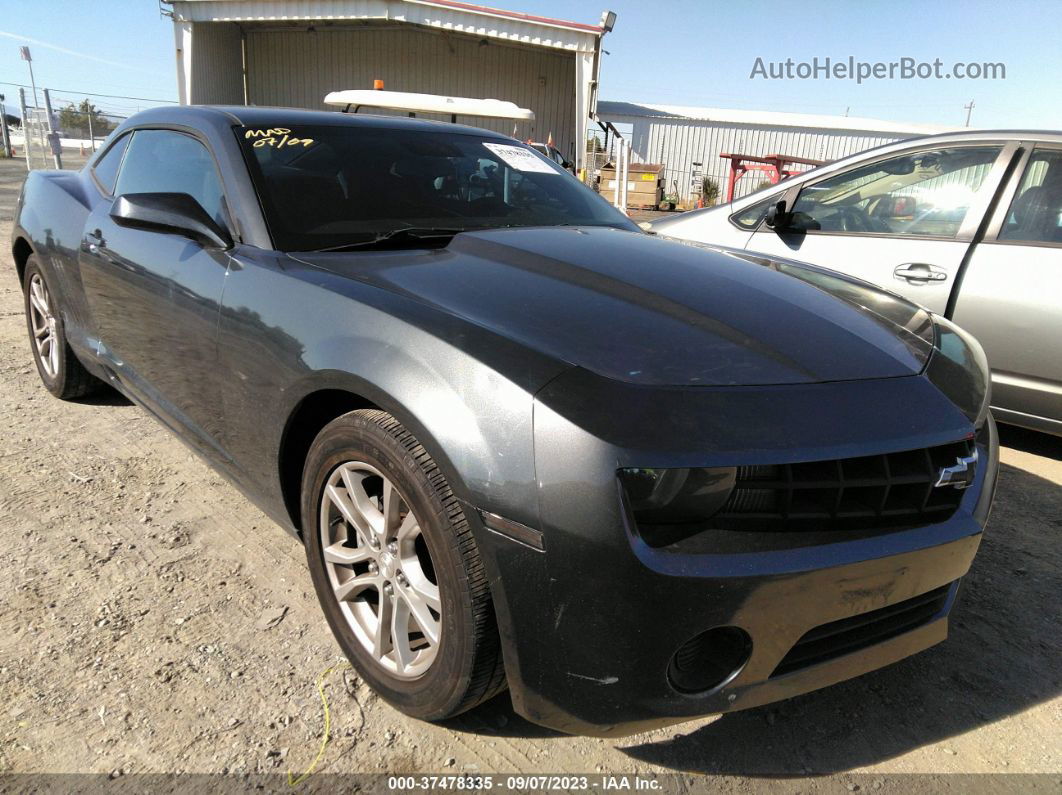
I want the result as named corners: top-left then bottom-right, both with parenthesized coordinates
top-left (91, 134), bottom-right (130, 195)
top-left (115, 129), bottom-right (228, 228)
top-left (788, 146), bottom-right (1001, 238)
top-left (730, 194), bottom-right (780, 230)
top-left (999, 149), bottom-right (1062, 244)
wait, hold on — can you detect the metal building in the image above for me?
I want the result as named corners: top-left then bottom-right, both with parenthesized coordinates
top-left (596, 101), bottom-right (953, 203)
top-left (166, 0), bottom-right (614, 172)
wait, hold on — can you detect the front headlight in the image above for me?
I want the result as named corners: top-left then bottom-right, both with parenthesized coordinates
top-left (618, 467), bottom-right (736, 546)
top-left (925, 315), bottom-right (991, 427)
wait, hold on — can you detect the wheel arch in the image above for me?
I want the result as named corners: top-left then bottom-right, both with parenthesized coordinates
top-left (276, 376), bottom-right (479, 538)
top-left (12, 235), bottom-right (33, 285)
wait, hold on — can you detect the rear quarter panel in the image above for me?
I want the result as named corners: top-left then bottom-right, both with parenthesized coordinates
top-left (13, 170), bottom-right (98, 356)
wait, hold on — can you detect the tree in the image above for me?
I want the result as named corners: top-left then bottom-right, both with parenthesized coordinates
top-left (701, 176), bottom-right (721, 206)
top-left (58, 99), bottom-right (112, 137)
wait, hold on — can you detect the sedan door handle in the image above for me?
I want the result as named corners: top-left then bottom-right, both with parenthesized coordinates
top-left (894, 263), bottom-right (947, 283)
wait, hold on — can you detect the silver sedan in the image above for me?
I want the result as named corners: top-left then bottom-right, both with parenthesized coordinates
top-left (652, 130), bottom-right (1062, 436)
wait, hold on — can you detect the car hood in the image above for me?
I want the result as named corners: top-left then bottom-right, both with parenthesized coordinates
top-left (293, 226), bottom-right (935, 387)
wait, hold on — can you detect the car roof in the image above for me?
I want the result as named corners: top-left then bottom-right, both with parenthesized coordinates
top-left (113, 104), bottom-right (519, 140)
top-left (790, 129), bottom-right (1062, 172)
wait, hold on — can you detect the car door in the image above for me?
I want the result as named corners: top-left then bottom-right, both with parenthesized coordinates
top-left (744, 143), bottom-right (1015, 314)
top-left (79, 127), bottom-right (235, 453)
top-left (951, 144), bottom-right (1062, 432)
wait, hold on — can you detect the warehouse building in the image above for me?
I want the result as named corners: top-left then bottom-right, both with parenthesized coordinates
top-left (166, 0), bottom-right (614, 173)
top-left (596, 101), bottom-right (953, 203)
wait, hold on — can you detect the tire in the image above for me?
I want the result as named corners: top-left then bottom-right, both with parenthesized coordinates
top-left (301, 409), bottom-right (507, 720)
top-left (22, 256), bottom-right (102, 400)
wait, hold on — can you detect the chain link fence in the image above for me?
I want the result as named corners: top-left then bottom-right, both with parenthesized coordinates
top-left (2, 84), bottom-right (177, 172)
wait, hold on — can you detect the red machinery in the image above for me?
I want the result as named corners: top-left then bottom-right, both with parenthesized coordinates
top-left (719, 152), bottom-right (828, 202)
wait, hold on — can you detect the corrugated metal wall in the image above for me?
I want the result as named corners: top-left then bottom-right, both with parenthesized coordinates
top-left (604, 114), bottom-right (913, 202)
top-left (240, 26), bottom-right (578, 159)
top-left (189, 22), bottom-right (245, 104)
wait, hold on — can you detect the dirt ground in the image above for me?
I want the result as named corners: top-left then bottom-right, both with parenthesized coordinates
top-left (0, 154), bottom-right (1059, 789)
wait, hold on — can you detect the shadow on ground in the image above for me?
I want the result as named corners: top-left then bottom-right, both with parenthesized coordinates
top-left (448, 460), bottom-right (1062, 774)
top-left (441, 693), bottom-right (562, 739)
top-left (998, 424), bottom-right (1061, 461)
top-left (75, 384), bottom-right (133, 406)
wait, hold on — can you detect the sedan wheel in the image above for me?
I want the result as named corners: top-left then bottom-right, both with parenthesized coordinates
top-left (320, 461), bottom-right (442, 679)
top-left (302, 409), bottom-right (507, 720)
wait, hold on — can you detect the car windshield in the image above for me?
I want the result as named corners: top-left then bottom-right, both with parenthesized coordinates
top-left (237, 123), bottom-right (637, 251)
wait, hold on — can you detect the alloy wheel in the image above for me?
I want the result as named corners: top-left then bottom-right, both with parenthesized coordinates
top-left (319, 461), bottom-right (442, 679)
top-left (28, 273), bottom-right (58, 379)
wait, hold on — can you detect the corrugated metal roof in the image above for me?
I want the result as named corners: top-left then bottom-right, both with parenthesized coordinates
top-left (169, 0), bottom-right (604, 51)
top-left (597, 100), bottom-right (954, 136)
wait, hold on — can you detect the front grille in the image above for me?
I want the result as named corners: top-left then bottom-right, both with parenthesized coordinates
top-left (714, 438), bottom-right (975, 533)
top-left (771, 583), bottom-right (953, 677)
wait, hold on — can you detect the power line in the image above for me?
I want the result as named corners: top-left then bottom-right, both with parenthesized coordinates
top-left (0, 81), bottom-right (175, 105)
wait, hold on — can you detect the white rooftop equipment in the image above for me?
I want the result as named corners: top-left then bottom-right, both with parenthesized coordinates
top-left (324, 89), bottom-right (535, 122)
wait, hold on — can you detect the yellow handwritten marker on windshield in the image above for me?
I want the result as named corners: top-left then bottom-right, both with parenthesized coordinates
top-left (245, 128), bottom-right (314, 148)
top-left (245, 127), bottom-right (291, 138)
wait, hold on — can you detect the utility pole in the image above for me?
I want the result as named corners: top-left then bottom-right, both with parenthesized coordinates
top-left (19, 46), bottom-right (39, 109)
top-left (18, 88), bottom-right (31, 170)
top-left (964, 100), bottom-right (975, 127)
top-left (0, 94), bottom-right (11, 158)
top-left (42, 89), bottom-right (62, 169)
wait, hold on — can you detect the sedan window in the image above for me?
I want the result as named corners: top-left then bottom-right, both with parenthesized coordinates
top-left (115, 130), bottom-right (228, 228)
top-left (236, 124), bottom-right (637, 251)
top-left (788, 146), bottom-right (1001, 237)
top-left (999, 149), bottom-right (1062, 244)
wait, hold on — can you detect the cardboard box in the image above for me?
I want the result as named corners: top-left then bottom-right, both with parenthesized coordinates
top-left (598, 162), bottom-right (665, 208)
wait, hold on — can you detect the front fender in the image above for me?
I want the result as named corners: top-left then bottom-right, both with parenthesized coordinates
top-left (216, 249), bottom-right (568, 533)
top-left (277, 359), bottom-right (533, 523)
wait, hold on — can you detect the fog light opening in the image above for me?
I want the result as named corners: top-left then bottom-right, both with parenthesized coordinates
top-left (668, 626), bottom-right (752, 694)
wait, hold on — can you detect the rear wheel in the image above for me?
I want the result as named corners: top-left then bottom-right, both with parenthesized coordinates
top-left (301, 409), bottom-right (507, 719)
top-left (23, 257), bottom-right (102, 400)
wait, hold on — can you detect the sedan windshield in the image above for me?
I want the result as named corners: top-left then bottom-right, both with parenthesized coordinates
top-left (237, 123), bottom-right (638, 251)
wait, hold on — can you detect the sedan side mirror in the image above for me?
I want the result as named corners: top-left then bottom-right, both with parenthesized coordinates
top-left (764, 199), bottom-right (793, 230)
top-left (110, 193), bottom-right (233, 250)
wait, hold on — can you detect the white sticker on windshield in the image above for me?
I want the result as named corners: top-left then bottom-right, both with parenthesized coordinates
top-left (483, 143), bottom-right (557, 174)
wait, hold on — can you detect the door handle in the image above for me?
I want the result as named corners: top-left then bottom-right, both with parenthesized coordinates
top-left (894, 263), bottom-right (947, 283)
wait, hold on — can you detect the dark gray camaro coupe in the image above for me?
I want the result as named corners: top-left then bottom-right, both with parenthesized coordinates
top-left (12, 106), bottom-right (998, 735)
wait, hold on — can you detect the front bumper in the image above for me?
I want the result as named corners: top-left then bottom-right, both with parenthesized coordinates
top-left (471, 372), bottom-right (999, 736)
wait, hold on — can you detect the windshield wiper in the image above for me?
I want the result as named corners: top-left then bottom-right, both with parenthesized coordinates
top-left (315, 227), bottom-right (468, 252)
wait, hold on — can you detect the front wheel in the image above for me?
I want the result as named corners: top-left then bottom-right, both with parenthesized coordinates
top-left (301, 409), bottom-right (507, 720)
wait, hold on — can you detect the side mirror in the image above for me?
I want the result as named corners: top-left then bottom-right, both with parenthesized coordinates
top-left (764, 199), bottom-right (792, 230)
top-left (110, 193), bottom-right (233, 250)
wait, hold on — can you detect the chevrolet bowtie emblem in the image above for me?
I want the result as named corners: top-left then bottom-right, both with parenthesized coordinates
top-left (934, 449), bottom-right (978, 490)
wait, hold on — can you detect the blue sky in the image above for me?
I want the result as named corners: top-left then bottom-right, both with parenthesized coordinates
top-left (1, 0), bottom-right (1059, 128)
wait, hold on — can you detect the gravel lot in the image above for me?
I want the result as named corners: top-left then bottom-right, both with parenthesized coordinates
top-left (0, 154), bottom-right (1059, 788)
